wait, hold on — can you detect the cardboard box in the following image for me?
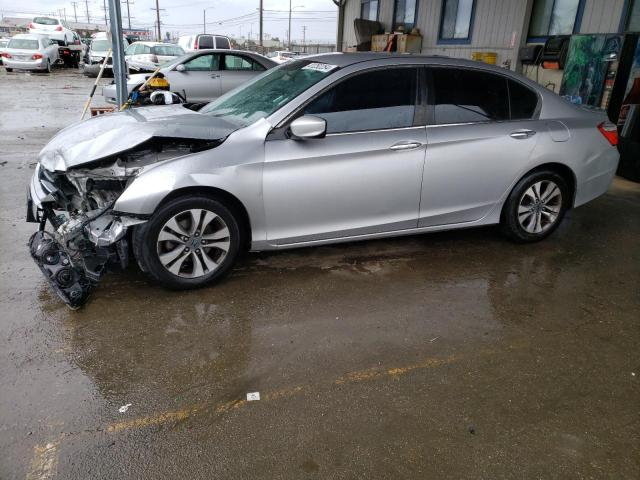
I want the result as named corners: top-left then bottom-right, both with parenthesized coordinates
top-left (371, 33), bottom-right (422, 53)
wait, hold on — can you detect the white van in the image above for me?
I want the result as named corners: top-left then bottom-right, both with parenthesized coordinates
top-left (177, 34), bottom-right (231, 52)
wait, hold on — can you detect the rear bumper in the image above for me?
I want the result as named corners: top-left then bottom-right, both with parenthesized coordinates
top-left (574, 148), bottom-right (620, 207)
top-left (4, 58), bottom-right (47, 70)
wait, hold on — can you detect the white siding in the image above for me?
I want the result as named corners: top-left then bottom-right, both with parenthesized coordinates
top-left (579, 0), bottom-right (626, 34)
top-left (341, 0), bottom-right (629, 63)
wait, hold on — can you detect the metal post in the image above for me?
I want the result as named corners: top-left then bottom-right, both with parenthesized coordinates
top-left (288, 0), bottom-right (291, 50)
top-left (259, 0), bottom-right (263, 51)
top-left (155, 0), bottom-right (162, 41)
top-left (108, 0), bottom-right (128, 107)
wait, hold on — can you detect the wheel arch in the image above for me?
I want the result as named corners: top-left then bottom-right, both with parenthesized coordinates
top-left (513, 162), bottom-right (577, 208)
top-left (155, 186), bottom-right (252, 249)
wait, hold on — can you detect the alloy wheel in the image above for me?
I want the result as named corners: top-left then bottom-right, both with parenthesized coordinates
top-left (517, 180), bottom-right (563, 234)
top-left (156, 209), bottom-right (231, 278)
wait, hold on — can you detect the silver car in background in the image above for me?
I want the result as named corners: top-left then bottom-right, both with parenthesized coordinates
top-left (102, 49), bottom-right (277, 104)
top-left (2, 34), bottom-right (59, 72)
top-left (27, 54), bottom-right (619, 308)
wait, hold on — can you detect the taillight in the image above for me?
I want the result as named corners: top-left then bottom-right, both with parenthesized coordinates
top-left (28, 22), bottom-right (34, 29)
top-left (194, 39), bottom-right (198, 49)
top-left (55, 25), bottom-right (63, 31)
top-left (31, 53), bottom-right (43, 60)
top-left (150, 54), bottom-right (158, 63)
top-left (598, 121), bottom-right (618, 146)
top-left (1, 52), bottom-right (11, 58)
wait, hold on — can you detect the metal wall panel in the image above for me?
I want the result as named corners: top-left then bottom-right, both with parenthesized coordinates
top-left (579, 0), bottom-right (626, 34)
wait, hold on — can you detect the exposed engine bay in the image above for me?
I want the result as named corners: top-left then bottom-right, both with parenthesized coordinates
top-left (28, 136), bottom-right (220, 309)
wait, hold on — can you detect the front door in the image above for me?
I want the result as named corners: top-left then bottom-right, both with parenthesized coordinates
top-left (168, 53), bottom-right (221, 102)
top-left (419, 67), bottom-right (542, 227)
top-left (263, 67), bottom-right (427, 245)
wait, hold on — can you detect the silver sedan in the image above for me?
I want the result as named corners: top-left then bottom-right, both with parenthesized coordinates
top-left (2, 34), bottom-right (59, 72)
top-left (28, 54), bottom-right (619, 307)
top-left (102, 49), bottom-right (277, 104)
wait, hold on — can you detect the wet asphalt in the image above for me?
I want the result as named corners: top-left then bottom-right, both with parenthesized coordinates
top-left (0, 68), bottom-right (639, 479)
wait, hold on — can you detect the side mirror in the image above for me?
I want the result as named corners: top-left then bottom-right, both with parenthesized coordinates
top-left (176, 64), bottom-right (186, 72)
top-left (289, 115), bottom-right (326, 139)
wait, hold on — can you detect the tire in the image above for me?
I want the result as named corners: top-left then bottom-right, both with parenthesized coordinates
top-left (501, 170), bottom-right (569, 243)
top-left (5, 68), bottom-right (12, 72)
top-left (133, 196), bottom-right (242, 290)
top-left (45, 60), bottom-right (51, 73)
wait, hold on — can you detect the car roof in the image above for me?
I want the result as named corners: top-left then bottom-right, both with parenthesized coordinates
top-left (132, 41), bottom-right (168, 46)
top-left (302, 52), bottom-right (504, 70)
top-left (10, 34), bottom-right (46, 40)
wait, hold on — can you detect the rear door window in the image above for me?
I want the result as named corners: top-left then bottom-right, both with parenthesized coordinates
top-left (431, 68), bottom-right (509, 124)
top-left (508, 80), bottom-right (539, 120)
top-left (183, 53), bottom-right (220, 71)
top-left (223, 54), bottom-right (262, 71)
top-left (215, 36), bottom-right (230, 49)
top-left (198, 35), bottom-right (213, 49)
top-left (304, 67), bottom-right (419, 134)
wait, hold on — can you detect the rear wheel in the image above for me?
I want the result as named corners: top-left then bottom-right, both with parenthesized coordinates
top-left (5, 67), bottom-right (12, 72)
top-left (45, 60), bottom-right (51, 73)
top-left (133, 196), bottom-right (241, 289)
top-left (501, 170), bottom-right (569, 243)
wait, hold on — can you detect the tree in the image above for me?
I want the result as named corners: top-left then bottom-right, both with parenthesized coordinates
top-left (331, 0), bottom-right (346, 51)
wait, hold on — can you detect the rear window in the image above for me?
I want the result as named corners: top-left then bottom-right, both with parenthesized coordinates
top-left (509, 80), bottom-right (539, 120)
top-left (34, 17), bottom-right (59, 25)
top-left (198, 35), bottom-right (213, 49)
top-left (91, 39), bottom-right (110, 51)
top-left (432, 68), bottom-right (509, 124)
top-left (215, 36), bottom-right (230, 49)
top-left (152, 45), bottom-right (184, 56)
top-left (8, 39), bottom-right (39, 50)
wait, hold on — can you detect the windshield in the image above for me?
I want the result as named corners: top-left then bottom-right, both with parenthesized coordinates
top-left (34, 17), bottom-right (58, 25)
top-left (152, 45), bottom-right (184, 56)
top-left (8, 39), bottom-right (39, 50)
top-left (91, 39), bottom-right (110, 51)
top-left (200, 60), bottom-right (338, 127)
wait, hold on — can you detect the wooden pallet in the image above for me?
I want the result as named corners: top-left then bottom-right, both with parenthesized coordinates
top-left (90, 106), bottom-right (116, 116)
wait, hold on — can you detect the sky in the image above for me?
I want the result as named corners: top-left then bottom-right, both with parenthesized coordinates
top-left (0, 0), bottom-right (339, 43)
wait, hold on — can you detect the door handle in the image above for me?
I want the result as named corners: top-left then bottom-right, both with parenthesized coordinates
top-left (210, 73), bottom-right (220, 78)
top-left (389, 141), bottom-right (423, 151)
top-left (510, 129), bottom-right (536, 139)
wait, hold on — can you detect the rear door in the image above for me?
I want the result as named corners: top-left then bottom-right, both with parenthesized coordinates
top-left (419, 67), bottom-right (541, 227)
top-left (196, 35), bottom-right (213, 49)
top-left (167, 53), bottom-right (221, 102)
top-left (214, 36), bottom-right (231, 49)
top-left (263, 66), bottom-right (427, 244)
top-left (219, 53), bottom-right (265, 94)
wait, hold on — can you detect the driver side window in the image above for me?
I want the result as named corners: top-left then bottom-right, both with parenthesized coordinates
top-left (304, 67), bottom-right (419, 134)
top-left (183, 54), bottom-right (220, 71)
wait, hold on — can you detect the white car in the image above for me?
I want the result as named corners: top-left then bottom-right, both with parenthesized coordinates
top-left (83, 33), bottom-right (129, 77)
top-left (125, 42), bottom-right (185, 72)
top-left (268, 50), bottom-right (300, 64)
top-left (2, 34), bottom-right (59, 72)
top-left (27, 17), bottom-right (74, 46)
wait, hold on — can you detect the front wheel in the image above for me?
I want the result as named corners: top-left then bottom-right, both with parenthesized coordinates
top-left (133, 196), bottom-right (242, 289)
top-left (501, 170), bottom-right (569, 243)
top-left (45, 60), bottom-right (51, 73)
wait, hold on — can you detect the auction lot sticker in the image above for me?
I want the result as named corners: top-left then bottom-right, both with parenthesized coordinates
top-left (302, 63), bottom-right (338, 73)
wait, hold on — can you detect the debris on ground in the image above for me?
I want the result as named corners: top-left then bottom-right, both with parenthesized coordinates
top-left (118, 403), bottom-right (132, 413)
top-left (246, 392), bottom-right (260, 402)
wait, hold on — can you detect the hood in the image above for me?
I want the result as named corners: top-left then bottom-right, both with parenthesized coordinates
top-left (38, 104), bottom-right (239, 171)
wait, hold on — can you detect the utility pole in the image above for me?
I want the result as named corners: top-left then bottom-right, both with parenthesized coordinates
top-left (154, 0), bottom-right (161, 42)
top-left (288, 0), bottom-right (291, 50)
top-left (302, 25), bottom-right (306, 45)
top-left (258, 0), bottom-right (263, 51)
top-left (84, 0), bottom-right (91, 23)
top-left (103, 0), bottom-right (108, 25)
top-left (123, 0), bottom-right (132, 30)
top-left (71, 2), bottom-right (79, 22)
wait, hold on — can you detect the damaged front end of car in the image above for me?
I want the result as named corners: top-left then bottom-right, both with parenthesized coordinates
top-left (27, 135), bottom-right (222, 309)
top-left (27, 157), bottom-right (144, 308)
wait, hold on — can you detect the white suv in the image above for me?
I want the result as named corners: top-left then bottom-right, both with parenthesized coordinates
top-left (28, 17), bottom-right (74, 46)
